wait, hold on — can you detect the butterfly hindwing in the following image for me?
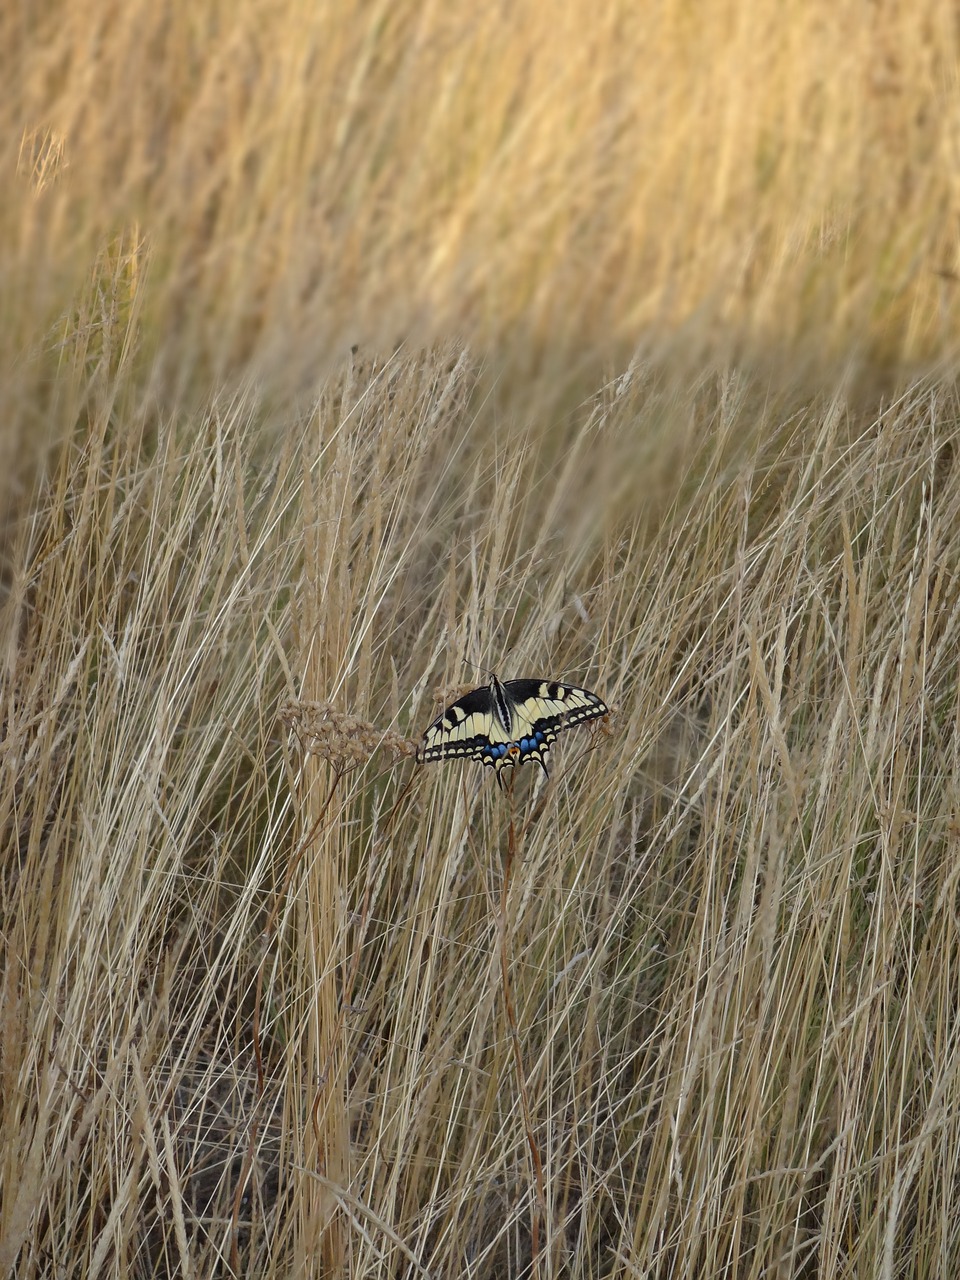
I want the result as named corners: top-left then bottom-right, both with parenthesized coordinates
top-left (419, 676), bottom-right (608, 778)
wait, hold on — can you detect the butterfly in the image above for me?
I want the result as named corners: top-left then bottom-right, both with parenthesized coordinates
top-left (419, 675), bottom-right (608, 783)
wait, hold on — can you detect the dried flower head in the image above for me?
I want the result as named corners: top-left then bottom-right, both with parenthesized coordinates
top-left (597, 705), bottom-right (618, 735)
top-left (281, 699), bottom-right (418, 769)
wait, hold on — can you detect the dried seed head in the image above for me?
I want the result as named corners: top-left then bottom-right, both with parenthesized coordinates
top-left (597, 706), bottom-right (617, 735)
top-left (281, 699), bottom-right (418, 768)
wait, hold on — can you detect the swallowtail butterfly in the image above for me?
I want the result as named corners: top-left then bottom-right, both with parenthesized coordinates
top-left (419, 675), bottom-right (608, 783)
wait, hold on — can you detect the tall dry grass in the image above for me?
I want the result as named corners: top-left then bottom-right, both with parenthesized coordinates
top-left (4, 352), bottom-right (960, 1277)
top-left (5, 2), bottom-right (960, 1277)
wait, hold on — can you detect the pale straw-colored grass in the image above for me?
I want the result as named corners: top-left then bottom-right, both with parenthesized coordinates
top-left (5, 2), bottom-right (960, 1276)
top-left (4, 350), bottom-right (960, 1277)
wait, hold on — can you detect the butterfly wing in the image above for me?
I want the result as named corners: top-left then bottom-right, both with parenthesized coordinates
top-left (499, 679), bottom-right (608, 775)
top-left (419, 686), bottom-right (511, 765)
top-left (420, 678), bottom-right (607, 778)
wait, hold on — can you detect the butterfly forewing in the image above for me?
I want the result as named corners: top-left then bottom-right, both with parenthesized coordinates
top-left (419, 676), bottom-right (608, 777)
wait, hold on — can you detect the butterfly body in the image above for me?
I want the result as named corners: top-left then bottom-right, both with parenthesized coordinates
top-left (419, 676), bottom-right (608, 781)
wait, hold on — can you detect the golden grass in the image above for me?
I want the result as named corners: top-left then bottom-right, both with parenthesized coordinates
top-left (5, 2), bottom-right (960, 1276)
top-left (4, 2), bottom-right (959, 459)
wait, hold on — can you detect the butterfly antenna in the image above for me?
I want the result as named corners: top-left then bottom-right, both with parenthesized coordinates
top-left (462, 656), bottom-right (498, 682)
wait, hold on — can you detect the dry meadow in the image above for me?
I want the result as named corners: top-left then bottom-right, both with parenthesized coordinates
top-left (4, 3), bottom-right (960, 1277)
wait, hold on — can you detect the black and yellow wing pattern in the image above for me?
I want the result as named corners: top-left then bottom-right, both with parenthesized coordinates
top-left (419, 676), bottom-right (608, 781)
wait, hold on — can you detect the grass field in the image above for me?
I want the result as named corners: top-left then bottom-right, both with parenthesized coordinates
top-left (4, 2), bottom-right (960, 1277)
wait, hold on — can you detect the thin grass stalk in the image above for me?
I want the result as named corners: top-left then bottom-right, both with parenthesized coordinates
top-left (498, 773), bottom-right (548, 1279)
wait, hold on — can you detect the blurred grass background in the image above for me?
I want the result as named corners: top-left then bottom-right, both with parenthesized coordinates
top-left (4, 2), bottom-right (960, 1277)
top-left (5, 0), bottom-right (960, 495)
